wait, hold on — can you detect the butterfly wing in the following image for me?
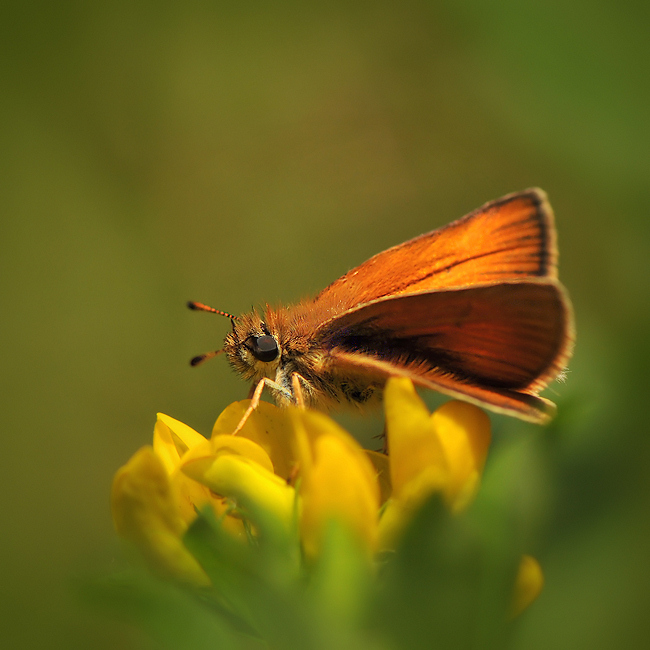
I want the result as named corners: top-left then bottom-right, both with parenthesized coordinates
top-left (312, 188), bottom-right (557, 314)
top-left (316, 280), bottom-right (573, 422)
top-left (326, 349), bottom-right (558, 423)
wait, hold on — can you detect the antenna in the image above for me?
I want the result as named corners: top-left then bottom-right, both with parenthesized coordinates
top-left (190, 349), bottom-right (225, 367)
top-left (187, 301), bottom-right (237, 320)
top-left (187, 301), bottom-right (236, 367)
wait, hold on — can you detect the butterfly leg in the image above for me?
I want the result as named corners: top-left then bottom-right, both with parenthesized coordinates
top-left (232, 378), bottom-right (293, 435)
top-left (371, 423), bottom-right (389, 454)
top-left (291, 372), bottom-right (309, 409)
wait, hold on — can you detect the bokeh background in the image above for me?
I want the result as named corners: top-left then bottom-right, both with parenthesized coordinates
top-left (2, 1), bottom-right (649, 648)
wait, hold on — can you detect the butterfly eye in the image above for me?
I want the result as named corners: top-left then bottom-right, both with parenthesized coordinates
top-left (251, 334), bottom-right (279, 363)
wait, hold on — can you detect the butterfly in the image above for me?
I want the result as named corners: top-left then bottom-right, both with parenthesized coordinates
top-left (189, 188), bottom-right (574, 425)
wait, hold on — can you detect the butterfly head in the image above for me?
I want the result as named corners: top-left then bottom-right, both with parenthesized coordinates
top-left (224, 312), bottom-right (282, 382)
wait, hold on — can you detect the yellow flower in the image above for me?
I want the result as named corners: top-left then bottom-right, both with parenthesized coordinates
top-left (111, 377), bottom-right (548, 632)
top-left (112, 405), bottom-right (302, 581)
top-left (176, 401), bottom-right (299, 536)
top-left (180, 400), bottom-right (381, 557)
top-left (113, 382), bottom-right (513, 592)
top-left (129, 381), bottom-right (491, 562)
top-left (384, 377), bottom-right (450, 505)
top-left (291, 409), bottom-right (381, 559)
top-left (511, 555), bottom-right (544, 618)
top-left (379, 378), bottom-right (490, 548)
top-left (431, 399), bottom-right (491, 512)
top-left (212, 400), bottom-right (297, 482)
top-left (111, 446), bottom-right (209, 586)
top-left (181, 436), bottom-right (297, 534)
top-left (153, 413), bottom-right (245, 538)
top-left (112, 412), bottom-right (281, 583)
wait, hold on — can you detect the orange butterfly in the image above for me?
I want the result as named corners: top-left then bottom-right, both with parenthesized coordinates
top-left (190, 188), bottom-right (574, 425)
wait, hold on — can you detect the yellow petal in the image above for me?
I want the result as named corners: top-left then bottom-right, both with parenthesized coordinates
top-left (151, 415), bottom-right (246, 535)
top-left (182, 452), bottom-right (296, 530)
top-left (431, 401), bottom-right (491, 512)
top-left (384, 377), bottom-right (448, 502)
top-left (511, 555), bottom-right (544, 618)
top-left (153, 413), bottom-right (207, 475)
top-left (182, 436), bottom-right (275, 477)
top-left (167, 464), bottom-right (215, 524)
top-left (176, 435), bottom-right (275, 538)
top-left (294, 410), bottom-right (380, 559)
top-left (111, 446), bottom-right (209, 586)
top-left (165, 464), bottom-right (244, 539)
top-left (293, 409), bottom-right (380, 489)
top-left (212, 400), bottom-right (296, 481)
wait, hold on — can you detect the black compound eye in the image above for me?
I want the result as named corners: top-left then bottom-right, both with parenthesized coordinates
top-left (251, 334), bottom-right (279, 362)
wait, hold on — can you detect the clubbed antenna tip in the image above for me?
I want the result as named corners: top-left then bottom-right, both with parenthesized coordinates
top-left (187, 301), bottom-right (237, 320)
top-left (189, 349), bottom-right (224, 367)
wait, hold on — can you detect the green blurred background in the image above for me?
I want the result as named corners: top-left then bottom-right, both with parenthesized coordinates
top-left (1, 1), bottom-right (649, 648)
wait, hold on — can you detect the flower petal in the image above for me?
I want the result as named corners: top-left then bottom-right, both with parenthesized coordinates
top-left (182, 435), bottom-right (275, 477)
top-left (182, 452), bottom-right (296, 532)
top-left (384, 377), bottom-right (448, 502)
top-left (212, 400), bottom-right (296, 481)
top-left (153, 413), bottom-right (207, 475)
top-left (511, 555), bottom-right (544, 617)
top-left (430, 401), bottom-right (491, 512)
top-left (111, 446), bottom-right (209, 586)
top-left (293, 410), bottom-right (380, 559)
top-left (151, 415), bottom-right (245, 534)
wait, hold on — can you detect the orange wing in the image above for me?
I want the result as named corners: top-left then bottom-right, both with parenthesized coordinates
top-left (327, 349), bottom-right (558, 423)
top-left (315, 280), bottom-right (573, 422)
top-left (312, 188), bottom-right (557, 314)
